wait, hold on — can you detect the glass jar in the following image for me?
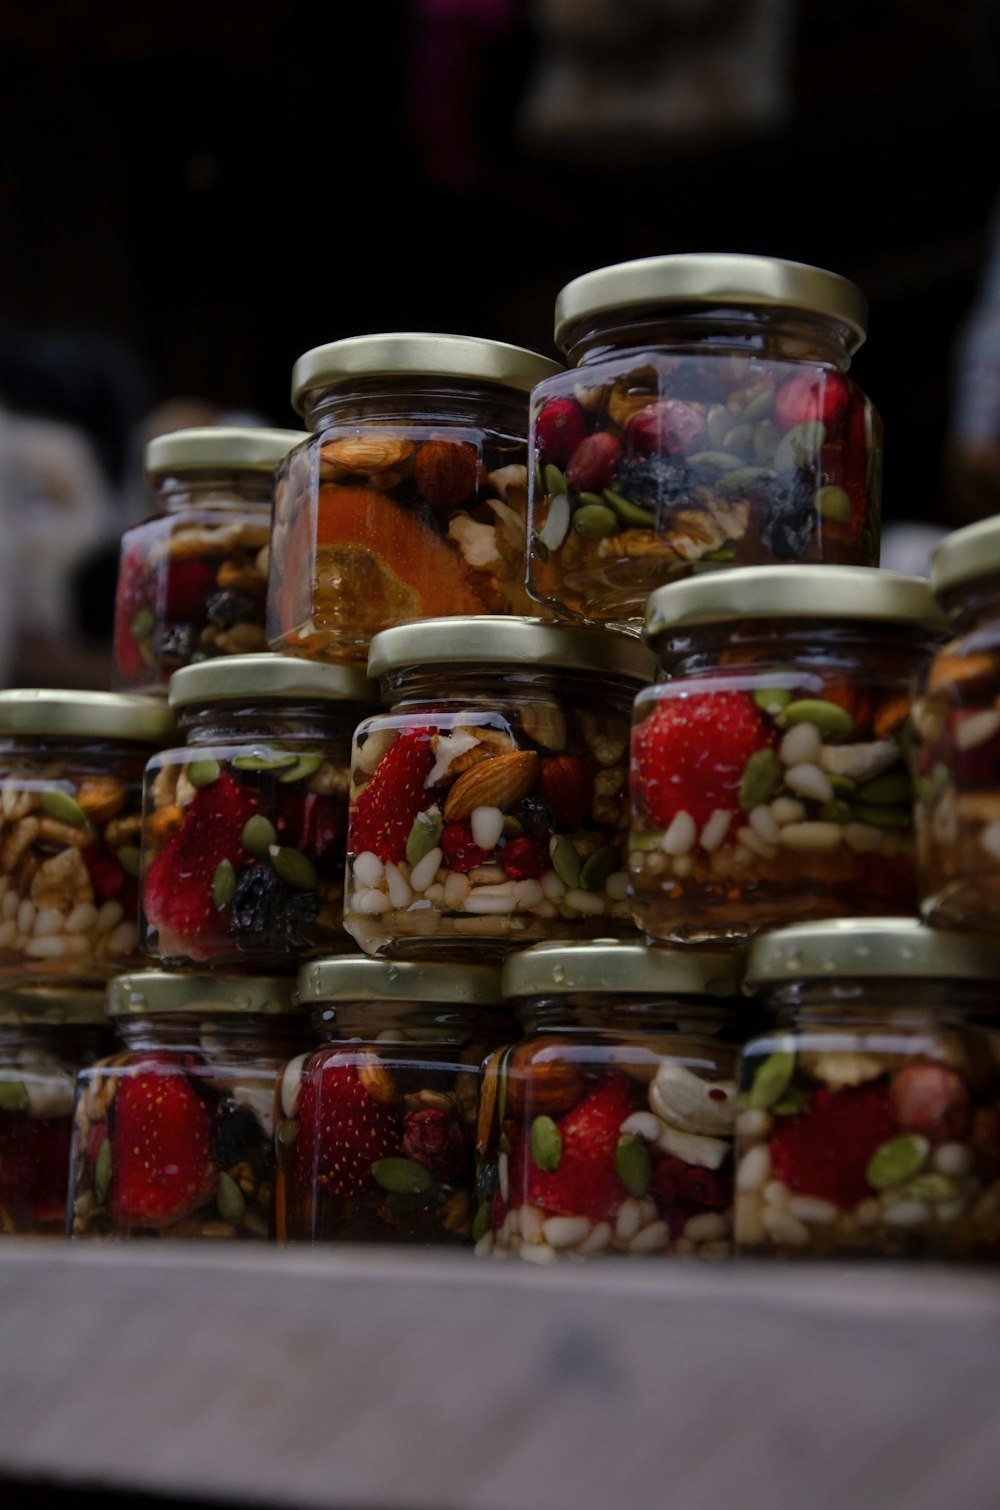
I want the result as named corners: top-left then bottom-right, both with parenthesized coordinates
top-left (0, 691), bottom-right (173, 982)
top-left (140, 655), bottom-right (374, 967)
top-left (268, 334), bottom-right (563, 665)
top-left (0, 986), bottom-right (109, 1236)
top-left (477, 942), bottom-right (744, 1262)
top-left (345, 617), bottom-right (655, 958)
top-left (69, 971), bottom-right (303, 1240)
top-left (526, 254), bottom-right (882, 630)
top-left (912, 518), bottom-right (1000, 930)
top-left (113, 427), bottom-right (307, 693)
top-left (737, 919), bottom-right (1000, 1260)
top-left (632, 567), bottom-right (943, 946)
top-left (275, 956), bottom-right (507, 1245)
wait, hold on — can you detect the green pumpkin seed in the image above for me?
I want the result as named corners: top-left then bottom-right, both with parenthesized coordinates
top-left (742, 389), bottom-right (776, 424)
top-left (774, 420), bottom-right (826, 473)
top-left (739, 748), bottom-right (784, 811)
top-left (858, 772), bottom-right (912, 805)
top-left (88, 1206), bottom-right (108, 1221)
top-left (848, 803), bottom-right (911, 829)
top-left (531, 532), bottom-right (550, 564)
top-left (269, 845), bottom-right (318, 891)
top-left (187, 759), bottom-right (221, 789)
top-left (279, 753), bottom-right (324, 783)
top-left (771, 1087), bottom-right (809, 1116)
top-left (232, 748), bottom-right (299, 772)
top-left (629, 830), bottom-right (664, 852)
top-left (534, 458), bottom-right (544, 494)
top-left (578, 491), bottom-right (608, 509)
top-left (530, 1115), bottom-right (562, 1172)
top-left (687, 450), bottom-right (746, 473)
top-left (915, 762), bottom-right (949, 806)
top-left (212, 858), bottom-right (236, 910)
top-left (573, 503), bottom-right (618, 540)
top-left (130, 608), bottom-right (155, 641)
top-left (217, 1170), bottom-right (246, 1225)
top-left (472, 1200), bottom-right (491, 1241)
top-left (241, 815), bottom-right (278, 858)
top-left (906, 1172), bottom-right (961, 1204)
top-left (722, 423), bottom-right (754, 457)
top-left (867, 1134), bottom-right (929, 1190)
top-left (753, 420), bottom-right (780, 464)
top-left (615, 1134), bottom-right (651, 1197)
top-left (0, 1079), bottom-right (28, 1112)
top-left (706, 403), bottom-right (731, 448)
top-left (94, 1137), bottom-right (112, 1202)
top-left (138, 640), bottom-right (155, 667)
top-left (828, 773), bottom-right (856, 797)
top-left (783, 698), bottom-right (854, 742)
top-left (549, 834), bottom-right (582, 887)
top-left (752, 685), bottom-right (792, 715)
top-left (815, 484), bottom-right (853, 523)
top-left (747, 1051), bottom-right (796, 1110)
top-left (372, 1156), bottom-right (435, 1194)
top-left (717, 465), bottom-right (775, 496)
top-left (117, 844), bottom-right (142, 878)
top-left (581, 844), bottom-right (618, 891)
top-left (384, 1189), bottom-right (442, 1217)
top-left (602, 488), bottom-right (656, 528)
top-left (819, 800), bottom-right (852, 826)
top-left (40, 788), bottom-right (88, 827)
top-left (860, 525), bottom-right (879, 565)
top-left (277, 1118), bottom-right (298, 1147)
top-left (501, 815), bottom-right (523, 838)
top-left (543, 463), bottom-right (567, 497)
top-left (406, 806), bottom-right (443, 866)
top-left (702, 542), bottom-right (739, 562)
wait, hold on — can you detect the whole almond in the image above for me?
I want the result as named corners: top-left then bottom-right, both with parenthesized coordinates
top-left (443, 750), bottom-right (539, 820)
top-left (320, 436), bottom-right (414, 475)
top-left (357, 1051), bottom-right (400, 1107)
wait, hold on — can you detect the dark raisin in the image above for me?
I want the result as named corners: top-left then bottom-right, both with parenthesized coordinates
top-left (205, 590), bottom-right (259, 629)
top-left (213, 1100), bottom-right (262, 1168)
top-left (759, 468), bottom-right (817, 560)
top-left (476, 1159), bottom-right (499, 1205)
top-left (228, 863), bottom-right (320, 951)
top-left (616, 454), bottom-right (695, 516)
top-left (159, 624), bottom-right (199, 660)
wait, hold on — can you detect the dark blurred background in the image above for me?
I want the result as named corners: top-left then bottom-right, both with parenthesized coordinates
top-left (0, 0), bottom-right (997, 679)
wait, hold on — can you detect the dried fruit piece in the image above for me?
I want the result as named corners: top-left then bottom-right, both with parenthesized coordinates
top-left (535, 398), bottom-right (586, 466)
top-left (889, 1063), bottom-right (971, 1143)
top-left (414, 440), bottom-right (479, 508)
top-left (566, 433), bottom-right (622, 493)
top-left (632, 692), bottom-right (772, 832)
top-left (349, 729), bottom-right (434, 864)
top-left (403, 1109), bottom-right (466, 1180)
top-left (769, 1082), bottom-right (897, 1207)
top-left (295, 1057), bottom-right (401, 1198)
top-left (110, 1064), bottom-right (216, 1228)
top-left (144, 771), bottom-right (255, 941)
top-left (536, 754), bottom-right (593, 828)
top-left (519, 1071), bottom-right (634, 1221)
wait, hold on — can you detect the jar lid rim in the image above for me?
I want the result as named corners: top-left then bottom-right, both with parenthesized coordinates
top-left (366, 616), bottom-right (656, 681)
top-left (145, 427), bottom-right (309, 475)
top-left (107, 971), bottom-right (301, 1017)
top-left (553, 253), bottom-right (868, 353)
top-left (168, 654), bottom-right (376, 708)
top-left (291, 333), bottom-right (563, 414)
top-left (0, 691), bottom-right (175, 743)
top-left (931, 517), bottom-right (1000, 597)
top-left (501, 940), bottom-right (744, 998)
top-left (0, 986), bottom-right (108, 1026)
top-left (297, 955), bottom-right (504, 1005)
top-left (745, 918), bottom-right (1000, 985)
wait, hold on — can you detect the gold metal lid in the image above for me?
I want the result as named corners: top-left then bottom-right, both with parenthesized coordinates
top-left (745, 918), bottom-right (1000, 987)
top-left (367, 616), bottom-right (656, 683)
top-left (553, 253), bottom-right (869, 354)
top-left (930, 517), bottom-right (1000, 600)
top-left (144, 427), bottom-right (309, 476)
top-left (0, 986), bottom-right (108, 1027)
top-left (297, 956), bottom-right (503, 1007)
top-left (502, 940), bottom-right (743, 1000)
top-left (0, 690), bottom-right (174, 743)
top-left (290, 333), bottom-right (563, 414)
top-left (168, 653), bottom-right (375, 709)
top-left (107, 972), bottom-right (300, 1018)
top-left (644, 567), bottom-right (944, 641)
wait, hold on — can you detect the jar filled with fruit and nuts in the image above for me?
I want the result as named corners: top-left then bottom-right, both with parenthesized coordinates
top-left (911, 517), bottom-right (1000, 930)
top-left (140, 655), bottom-right (375, 967)
top-left (0, 691), bottom-right (174, 981)
top-left (275, 956), bottom-right (507, 1245)
top-left (631, 567), bottom-right (943, 946)
top-left (0, 986), bottom-right (110, 1236)
top-left (268, 334), bottom-right (563, 664)
top-left (477, 942), bottom-right (744, 1263)
top-left (69, 972), bottom-right (304, 1240)
top-left (345, 617), bottom-right (654, 958)
top-left (527, 254), bottom-right (882, 630)
top-left (114, 427), bottom-right (307, 692)
top-left (736, 919), bottom-right (1000, 1260)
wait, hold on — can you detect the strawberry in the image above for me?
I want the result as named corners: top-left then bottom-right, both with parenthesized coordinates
top-left (769, 1082), bottom-right (897, 1208)
top-left (440, 820), bottom-right (489, 872)
top-left (113, 544), bottom-right (151, 682)
top-left (566, 432), bottom-right (622, 493)
top-left (534, 398), bottom-right (586, 467)
top-left (516, 1071), bottom-right (634, 1221)
top-left (295, 1055), bottom-right (401, 1198)
top-left (109, 1063), bottom-right (216, 1228)
top-left (631, 691), bottom-right (772, 833)
top-left (626, 399), bottom-right (707, 456)
top-left (536, 754), bottom-right (593, 828)
top-left (403, 1109), bottom-right (466, 1180)
top-left (500, 833), bottom-right (548, 880)
top-left (0, 1112), bottom-right (72, 1226)
top-left (143, 770), bottom-right (255, 941)
top-left (164, 559), bottom-right (215, 622)
top-left (349, 728), bottom-right (434, 865)
top-left (275, 789), bottom-right (344, 873)
top-left (774, 370), bottom-right (850, 432)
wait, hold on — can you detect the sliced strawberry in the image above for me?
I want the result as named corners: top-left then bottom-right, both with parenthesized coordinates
top-left (631, 691), bottom-right (772, 833)
top-left (349, 728), bottom-right (434, 865)
top-left (110, 1063), bottom-right (216, 1228)
top-left (164, 559), bottom-right (215, 623)
top-left (439, 820), bottom-right (489, 873)
top-left (500, 833), bottom-right (548, 880)
top-left (516, 1071), bottom-right (635, 1222)
top-left (774, 370), bottom-right (849, 432)
top-left (295, 1055), bottom-right (401, 1198)
top-left (143, 770), bottom-right (256, 941)
top-left (403, 1108), bottom-right (466, 1180)
top-left (769, 1082), bottom-right (897, 1209)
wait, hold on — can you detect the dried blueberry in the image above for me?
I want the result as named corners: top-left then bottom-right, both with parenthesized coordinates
top-left (206, 590), bottom-right (259, 629)
top-left (228, 863), bottom-right (320, 950)
top-left (213, 1100), bottom-right (261, 1168)
top-left (159, 624), bottom-right (199, 661)
top-left (759, 468), bottom-right (817, 560)
top-left (514, 794), bottom-right (555, 837)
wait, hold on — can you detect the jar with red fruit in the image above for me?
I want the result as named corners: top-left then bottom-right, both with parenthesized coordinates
top-left (69, 971), bottom-right (303, 1240)
top-left (114, 427), bottom-right (307, 693)
top-left (477, 942), bottom-right (744, 1262)
top-left (345, 616), bottom-right (654, 959)
top-left (0, 691), bottom-right (173, 982)
top-left (737, 919), bottom-right (1000, 1259)
top-left (0, 986), bottom-right (110, 1236)
top-left (631, 567), bottom-right (943, 946)
top-left (267, 334), bottom-right (563, 664)
top-left (911, 517), bottom-right (1000, 930)
top-left (275, 955), bottom-right (506, 1245)
top-left (526, 253), bottom-right (882, 630)
top-left (140, 654), bottom-right (374, 967)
